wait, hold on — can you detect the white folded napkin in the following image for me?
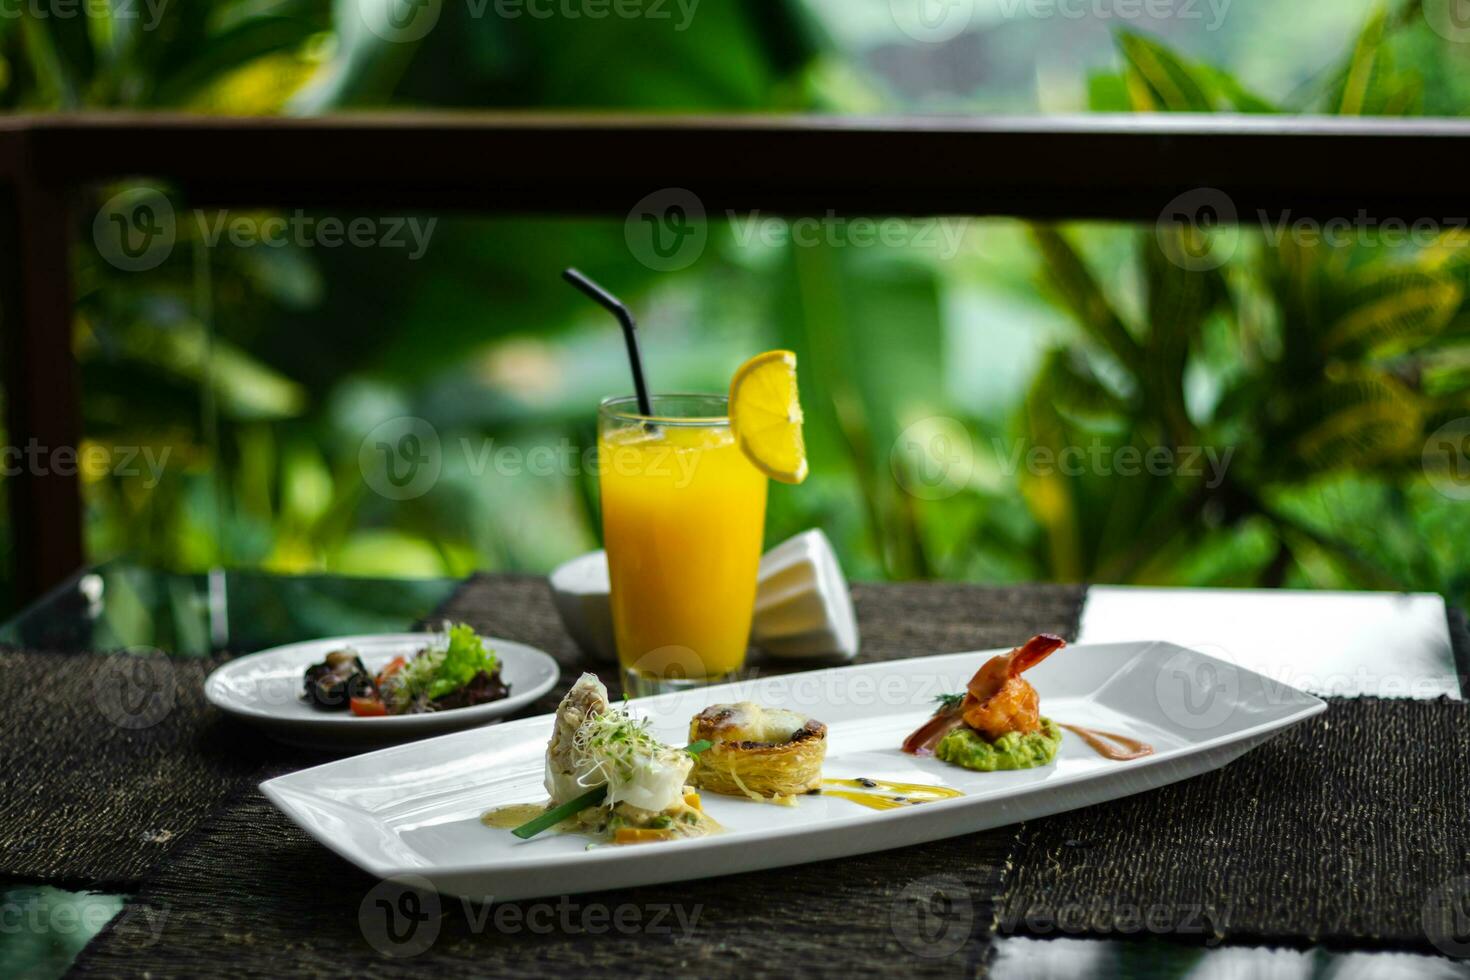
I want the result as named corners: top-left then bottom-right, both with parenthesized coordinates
top-left (549, 529), bottom-right (860, 664)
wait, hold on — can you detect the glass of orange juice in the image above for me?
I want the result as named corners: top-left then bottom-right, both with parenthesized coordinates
top-left (598, 394), bottom-right (768, 695)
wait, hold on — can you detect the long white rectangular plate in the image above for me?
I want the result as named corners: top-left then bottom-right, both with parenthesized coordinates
top-left (262, 640), bottom-right (1325, 901)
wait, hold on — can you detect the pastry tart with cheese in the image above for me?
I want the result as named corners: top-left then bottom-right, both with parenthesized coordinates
top-left (688, 702), bottom-right (827, 804)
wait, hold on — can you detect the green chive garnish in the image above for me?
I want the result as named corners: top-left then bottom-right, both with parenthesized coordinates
top-left (511, 741), bottom-right (713, 840)
top-left (512, 785), bottom-right (607, 839)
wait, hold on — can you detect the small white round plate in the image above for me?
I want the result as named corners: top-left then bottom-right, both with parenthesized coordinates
top-left (204, 633), bottom-right (560, 752)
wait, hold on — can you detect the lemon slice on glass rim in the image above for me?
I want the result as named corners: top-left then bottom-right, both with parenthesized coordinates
top-left (729, 350), bottom-right (808, 484)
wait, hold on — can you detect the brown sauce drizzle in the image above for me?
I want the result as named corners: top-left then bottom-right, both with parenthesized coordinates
top-left (1060, 724), bottom-right (1154, 761)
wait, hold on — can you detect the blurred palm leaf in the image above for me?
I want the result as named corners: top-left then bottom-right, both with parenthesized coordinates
top-left (1116, 30), bottom-right (1214, 112)
top-left (1323, 269), bottom-right (1461, 357)
top-left (1287, 372), bottom-right (1424, 471)
top-left (1021, 13), bottom-right (1470, 591)
top-left (1029, 226), bottom-right (1142, 373)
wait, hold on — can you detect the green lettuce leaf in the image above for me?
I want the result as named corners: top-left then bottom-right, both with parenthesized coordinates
top-left (390, 624), bottom-right (500, 709)
top-left (426, 624), bottom-right (499, 700)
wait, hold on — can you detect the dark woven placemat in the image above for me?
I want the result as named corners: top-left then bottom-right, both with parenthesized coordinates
top-left (70, 578), bottom-right (1088, 978)
top-left (0, 649), bottom-right (282, 888)
top-left (998, 696), bottom-right (1470, 953)
top-left (69, 788), bottom-right (1012, 979)
top-left (431, 573), bottom-right (1088, 705)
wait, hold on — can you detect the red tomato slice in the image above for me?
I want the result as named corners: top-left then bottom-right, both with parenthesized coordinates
top-left (350, 696), bottom-right (388, 717)
top-left (375, 656), bottom-right (408, 686)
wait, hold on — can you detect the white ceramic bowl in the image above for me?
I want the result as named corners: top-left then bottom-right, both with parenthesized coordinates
top-left (548, 550), bottom-right (618, 663)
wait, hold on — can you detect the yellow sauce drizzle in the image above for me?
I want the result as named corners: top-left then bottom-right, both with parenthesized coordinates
top-left (481, 803), bottom-right (556, 831)
top-left (819, 778), bottom-right (964, 811)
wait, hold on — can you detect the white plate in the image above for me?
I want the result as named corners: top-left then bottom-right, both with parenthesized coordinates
top-left (261, 640), bottom-right (1324, 898)
top-left (205, 633), bottom-right (560, 751)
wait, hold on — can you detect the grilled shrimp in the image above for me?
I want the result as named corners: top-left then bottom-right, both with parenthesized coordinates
top-left (960, 634), bottom-right (1065, 740)
top-left (902, 634), bottom-right (1067, 754)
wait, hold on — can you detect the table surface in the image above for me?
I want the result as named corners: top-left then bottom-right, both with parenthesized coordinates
top-left (1, 562), bottom-right (1465, 979)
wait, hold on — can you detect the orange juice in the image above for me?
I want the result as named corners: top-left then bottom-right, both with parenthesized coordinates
top-left (598, 395), bottom-right (768, 688)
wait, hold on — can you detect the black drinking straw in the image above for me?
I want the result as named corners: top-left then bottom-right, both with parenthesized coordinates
top-left (562, 268), bottom-right (654, 418)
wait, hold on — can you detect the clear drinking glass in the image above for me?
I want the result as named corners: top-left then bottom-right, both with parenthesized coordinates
top-left (597, 394), bottom-right (769, 695)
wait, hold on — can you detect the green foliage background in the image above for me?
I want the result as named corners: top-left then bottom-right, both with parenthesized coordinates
top-left (0, 0), bottom-right (1467, 612)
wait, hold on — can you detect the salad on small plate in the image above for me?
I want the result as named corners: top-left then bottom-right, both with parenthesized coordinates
top-left (303, 623), bottom-right (510, 717)
top-left (205, 625), bottom-right (559, 751)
